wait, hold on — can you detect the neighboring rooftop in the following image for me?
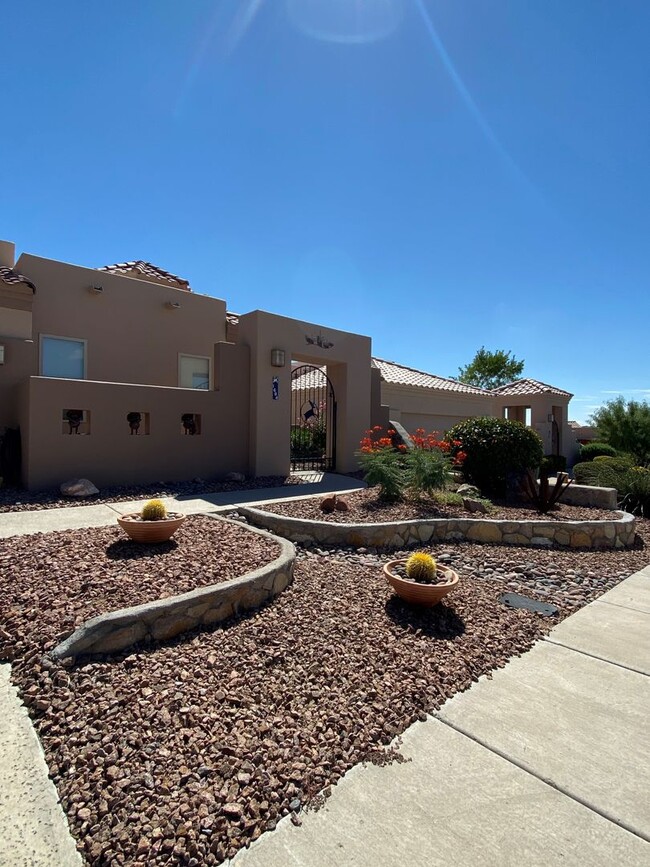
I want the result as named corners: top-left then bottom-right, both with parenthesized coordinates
top-left (97, 261), bottom-right (191, 291)
top-left (372, 358), bottom-right (491, 396)
top-left (492, 378), bottom-right (573, 398)
top-left (0, 266), bottom-right (36, 291)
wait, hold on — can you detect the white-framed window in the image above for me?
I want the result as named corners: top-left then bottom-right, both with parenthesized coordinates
top-left (40, 335), bottom-right (87, 379)
top-left (179, 354), bottom-right (211, 390)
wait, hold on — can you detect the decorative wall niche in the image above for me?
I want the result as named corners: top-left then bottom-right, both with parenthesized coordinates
top-left (181, 413), bottom-right (201, 436)
top-left (126, 411), bottom-right (150, 435)
top-left (62, 409), bottom-right (91, 435)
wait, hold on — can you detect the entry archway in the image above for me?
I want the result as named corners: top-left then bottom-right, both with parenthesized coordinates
top-left (290, 365), bottom-right (337, 471)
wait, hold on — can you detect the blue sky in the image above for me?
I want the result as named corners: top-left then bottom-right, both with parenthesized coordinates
top-left (3, 0), bottom-right (649, 423)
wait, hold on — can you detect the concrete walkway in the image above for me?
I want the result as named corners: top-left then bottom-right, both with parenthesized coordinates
top-left (232, 565), bottom-right (650, 867)
top-left (1, 484), bottom-right (648, 866)
top-left (0, 472), bottom-right (366, 539)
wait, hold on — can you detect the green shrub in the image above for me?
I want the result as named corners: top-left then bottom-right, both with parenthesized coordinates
top-left (592, 455), bottom-right (635, 472)
top-left (620, 467), bottom-right (650, 517)
top-left (358, 447), bottom-right (404, 501)
top-left (404, 447), bottom-right (449, 499)
top-left (579, 442), bottom-right (617, 462)
top-left (590, 397), bottom-right (650, 465)
top-left (573, 462), bottom-right (602, 484)
top-left (446, 417), bottom-right (544, 496)
top-left (540, 454), bottom-right (567, 474)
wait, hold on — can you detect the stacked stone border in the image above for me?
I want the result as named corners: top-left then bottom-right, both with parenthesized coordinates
top-left (236, 506), bottom-right (636, 551)
top-left (51, 515), bottom-right (296, 662)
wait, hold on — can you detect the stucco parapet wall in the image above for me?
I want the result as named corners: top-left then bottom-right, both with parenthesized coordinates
top-left (51, 517), bottom-right (295, 662)
top-left (237, 507), bottom-right (636, 551)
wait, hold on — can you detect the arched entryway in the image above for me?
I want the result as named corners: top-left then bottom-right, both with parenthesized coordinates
top-left (290, 365), bottom-right (337, 471)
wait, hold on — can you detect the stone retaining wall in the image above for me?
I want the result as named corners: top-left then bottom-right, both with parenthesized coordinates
top-left (237, 507), bottom-right (636, 551)
top-left (552, 482), bottom-right (618, 510)
top-left (51, 517), bottom-right (296, 662)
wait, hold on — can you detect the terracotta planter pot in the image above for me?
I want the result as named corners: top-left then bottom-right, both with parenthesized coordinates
top-left (383, 560), bottom-right (459, 607)
top-left (117, 513), bottom-right (186, 543)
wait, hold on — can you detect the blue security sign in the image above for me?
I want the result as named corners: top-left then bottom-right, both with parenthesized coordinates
top-left (272, 376), bottom-right (279, 400)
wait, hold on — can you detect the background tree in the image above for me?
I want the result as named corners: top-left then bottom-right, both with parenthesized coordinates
top-left (455, 347), bottom-right (524, 390)
top-left (590, 397), bottom-right (650, 465)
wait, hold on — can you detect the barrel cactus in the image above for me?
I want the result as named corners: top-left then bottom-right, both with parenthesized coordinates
top-left (141, 499), bottom-right (167, 521)
top-left (405, 551), bottom-right (437, 583)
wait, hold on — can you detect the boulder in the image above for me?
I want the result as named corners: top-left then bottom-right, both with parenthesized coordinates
top-left (334, 496), bottom-right (350, 512)
top-left (60, 478), bottom-right (99, 498)
top-left (456, 484), bottom-right (481, 498)
top-left (319, 495), bottom-right (337, 513)
top-left (462, 497), bottom-right (488, 514)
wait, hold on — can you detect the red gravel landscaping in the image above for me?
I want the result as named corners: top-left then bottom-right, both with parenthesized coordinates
top-left (0, 516), bottom-right (647, 865)
top-left (0, 517), bottom-right (280, 658)
top-left (262, 486), bottom-right (618, 523)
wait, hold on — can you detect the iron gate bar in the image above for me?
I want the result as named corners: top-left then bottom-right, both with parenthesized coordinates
top-left (290, 364), bottom-right (336, 472)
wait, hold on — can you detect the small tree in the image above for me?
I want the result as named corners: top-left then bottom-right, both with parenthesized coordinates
top-left (456, 347), bottom-right (524, 390)
top-left (590, 398), bottom-right (650, 466)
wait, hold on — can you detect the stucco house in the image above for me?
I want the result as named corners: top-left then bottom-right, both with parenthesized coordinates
top-left (374, 358), bottom-right (575, 462)
top-left (0, 238), bottom-right (578, 490)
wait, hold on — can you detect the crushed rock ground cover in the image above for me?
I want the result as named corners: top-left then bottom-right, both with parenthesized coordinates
top-left (0, 517), bottom-right (280, 653)
top-left (262, 487), bottom-right (616, 523)
top-left (0, 519), bottom-right (647, 866)
top-left (0, 475), bottom-right (303, 514)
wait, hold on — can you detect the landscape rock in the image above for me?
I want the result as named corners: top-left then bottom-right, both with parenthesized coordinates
top-left (59, 478), bottom-right (99, 497)
top-left (224, 472), bottom-right (246, 483)
top-left (462, 497), bottom-right (488, 514)
top-left (456, 484), bottom-right (482, 497)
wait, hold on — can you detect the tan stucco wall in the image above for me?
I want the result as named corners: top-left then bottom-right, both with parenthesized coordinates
top-left (380, 383), bottom-right (495, 436)
top-left (238, 311), bottom-right (372, 475)
top-left (20, 343), bottom-right (249, 490)
top-left (0, 253), bottom-right (227, 429)
top-left (493, 393), bottom-right (576, 462)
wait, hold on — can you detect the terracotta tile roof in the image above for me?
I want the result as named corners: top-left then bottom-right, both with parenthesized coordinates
top-left (491, 378), bottom-right (573, 398)
top-left (372, 358), bottom-right (491, 396)
top-left (98, 261), bottom-right (191, 291)
top-left (0, 266), bottom-right (36, 291)
top-left (226, 312), bottom-right (240, 325)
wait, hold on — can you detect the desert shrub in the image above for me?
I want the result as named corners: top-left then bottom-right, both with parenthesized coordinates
top-left (572, 462), bottom-right (650, 516)
top-left (579, 442), bottom-right (617, 462)
top-left (358, 448), bottom-right (403, 501)
top-left (620, 467), bottom-right (650, 517)
top-left (590, 397), bottom-right (650, 465)
top-left (592, 455), bottom-right (635, 472)
top-left (404, 447), bottom-right (449, 498)
top-left (540, 454), bottom-right (567, 474)
top-left (358, 427), bottom-right (454, 501)
top-left (446, 417), bottom-right (543, 496)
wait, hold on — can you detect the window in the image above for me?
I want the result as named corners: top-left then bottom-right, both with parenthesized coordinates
top-left (41, 336), bottom-right (86, 379)
top-left (179, 354), bottom-right (210, 390)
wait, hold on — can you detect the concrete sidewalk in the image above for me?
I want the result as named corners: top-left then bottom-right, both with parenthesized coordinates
top-left (232, 565), bottom-right (650, 867)
top-left (0, 472), bottom-right (366, 538)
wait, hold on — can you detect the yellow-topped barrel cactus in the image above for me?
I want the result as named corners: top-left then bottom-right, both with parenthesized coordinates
top-left (405, 551), bottom-right (437, 583)
top-left (140, 499), bottom-right (167, 521)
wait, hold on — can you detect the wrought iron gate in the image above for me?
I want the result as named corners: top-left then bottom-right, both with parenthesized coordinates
top-left (290, 365), bottom-right (336, 471)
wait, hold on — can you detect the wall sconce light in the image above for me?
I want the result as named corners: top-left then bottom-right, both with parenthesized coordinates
top-left (88, 285), bottom-right (104, 294)
top-left (547, 413), bottom-right (555, 423)
top-left (0, 345), bottom-right (5, 364)
top-left (271, 348), bottom-right (285, 367)
top-left (165, 301), bottom-right (181, 310)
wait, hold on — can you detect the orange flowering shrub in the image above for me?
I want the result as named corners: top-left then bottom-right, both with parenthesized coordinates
top-left (357, 426), bottom-right (459, 500)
